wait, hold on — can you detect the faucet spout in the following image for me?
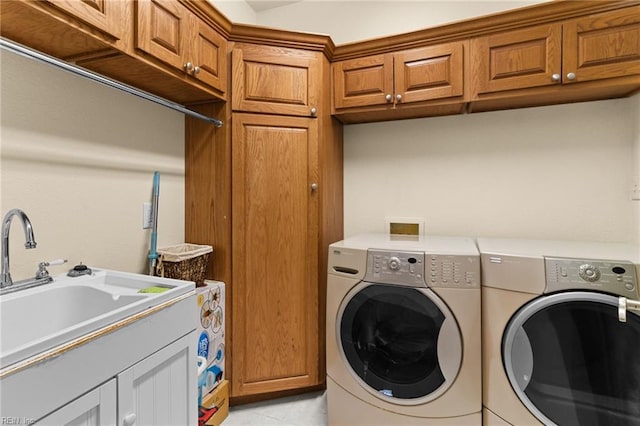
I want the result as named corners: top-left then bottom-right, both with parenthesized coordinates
top-left (1, 209), bottom-right (38, 288)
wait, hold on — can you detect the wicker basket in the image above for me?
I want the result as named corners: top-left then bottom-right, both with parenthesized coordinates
top-left (157, 243), bottom-right (213, 287)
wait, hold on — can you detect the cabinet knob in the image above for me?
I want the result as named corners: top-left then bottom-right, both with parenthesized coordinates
top-left (566, 72), bottom-right (576, 81)
top-left (183, 62), bottom-right (193, 72)
top-left (192, 66), bottom-right (200, 75)
top-left (310, 107), bottom-right (317, 116)
top-left (311, 183), bottom-right (318, 191)
top-left (551, 73), bottom-right (561, 82)
top-left (123, 413), bottom-right (137, 425)
top-left (385, 94), bottom-right (392, 102)
top-left (396, 94), bottom-right (402, 102)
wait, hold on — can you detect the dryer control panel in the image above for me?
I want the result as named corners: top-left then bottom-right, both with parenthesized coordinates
top-left (545, 257), bottom-right (639, 298)
top-left (364, 250), bottom-right (480, 288)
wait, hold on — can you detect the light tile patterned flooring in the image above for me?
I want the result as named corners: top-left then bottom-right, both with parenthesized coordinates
top-left (225, 391), bottom-right (327, 426)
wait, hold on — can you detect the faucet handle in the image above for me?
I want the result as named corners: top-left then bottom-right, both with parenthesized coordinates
top-left (36, 259), bottom-right (68, 279)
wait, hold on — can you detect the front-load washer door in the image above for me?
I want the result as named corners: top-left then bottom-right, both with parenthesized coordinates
top-left (338, 282), bottom-right (462, 405)
top-left (503, 291), bottom-right (640, 426)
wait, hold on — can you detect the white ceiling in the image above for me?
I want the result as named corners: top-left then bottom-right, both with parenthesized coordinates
top-left (245, 0), bottom-right (302, 12)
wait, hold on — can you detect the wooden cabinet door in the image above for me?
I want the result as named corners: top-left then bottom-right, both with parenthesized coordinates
top-left (563, 6), bottom-right (640, 84)
top-left (394, 43), bottom-right (464, 104)
top-left (46, 0), bottom-right (126, 40)
top-left (232, 113), bottom-right (319, 397)
top-left (232, 44), bottom-right (321, 116)
top-left (471, 23), bottom-right (562, 94)
top-left (333, 53), bottom-right (393, 109)
top-left (38, 379), bottom-right (117, 426)
top-left (136, 0), bottom-right (190, 71)
top-left (192, 18), bottom-right (227, 95)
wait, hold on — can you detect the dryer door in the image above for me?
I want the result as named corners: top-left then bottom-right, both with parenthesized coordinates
top-left (503, 291), bottom-right (640, 426)
top-left (338, 282), bottom-right (462, 404)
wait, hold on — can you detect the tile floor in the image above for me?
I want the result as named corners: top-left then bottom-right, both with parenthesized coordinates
top-left (225, 390), bottom-right (327, 425)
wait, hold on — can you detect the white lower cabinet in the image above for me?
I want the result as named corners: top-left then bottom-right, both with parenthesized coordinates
top-left (38, 379), bottom-right (117, 426)
top-left (37, 333), bottom-right (195, 426)
top-left (118, 333), bottom-right (197, 426)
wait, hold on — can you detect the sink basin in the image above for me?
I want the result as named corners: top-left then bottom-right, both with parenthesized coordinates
top-left (0, 269), bottom-right (194, 369)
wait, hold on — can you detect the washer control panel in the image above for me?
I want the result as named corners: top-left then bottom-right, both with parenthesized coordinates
top-left (365, 250), bottom-right (426, 287)
top-left (364, 249), bottom-right (480, 288)
top-left (545, 257), bottom-right (639, 298)
top-left (426, 254), bottom-right (480, 289)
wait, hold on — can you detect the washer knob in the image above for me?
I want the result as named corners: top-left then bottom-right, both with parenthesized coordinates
top-left (578, 264), bottom-right (601, 282)
top-left (388, 256), bottom-right (401, 271)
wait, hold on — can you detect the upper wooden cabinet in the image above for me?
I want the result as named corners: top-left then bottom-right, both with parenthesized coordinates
top-left (0, 0), bottom-right (126, 59)
top-left (232, 43), bottom-right (321, 117)
top-left (332, 42), bottom-right (466, 123)
top-left (136, 0), bottom-right (227, 95)
top-left (334, 43), bottom-right (464, 109)
top-left (563, 7), bottom-right (640, 84)
top-left (333, 53), bottom-right (393, 109)
top-left (470, 23), bottom-right (562, 94)
top-left (45, 0), bottom-right (126, 41)
top-left (470, 6), bottom-right (640, 100)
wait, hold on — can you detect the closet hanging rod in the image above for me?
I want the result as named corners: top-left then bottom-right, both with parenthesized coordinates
top-left (0, 38), bottom-right (224, 128)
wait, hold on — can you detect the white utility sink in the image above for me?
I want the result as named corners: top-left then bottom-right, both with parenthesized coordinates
top-left (0, 269), bottom-right (194, 369)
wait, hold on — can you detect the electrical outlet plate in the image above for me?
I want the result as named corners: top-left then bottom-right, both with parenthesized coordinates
top-left (632, 176), bottom-right (640, 201)
top-left (385, 217), bottom-right (425, 236)
top-left (143, 202), bottom-right (153, 229)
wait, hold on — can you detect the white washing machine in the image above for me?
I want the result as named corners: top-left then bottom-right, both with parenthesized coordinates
top-left (326, 234), bottom-right (482, 425)
top-left (478, 237), bottom-right (640, 426)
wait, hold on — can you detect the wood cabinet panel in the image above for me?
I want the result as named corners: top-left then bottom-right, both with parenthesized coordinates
top-left (136, 0), bottom-right (188, 70)
top-left (333, 53), bottom-right (393, 109)
top-left (563, 6), bottom-right (640, 84)
top-left (231, 113), bottom-right (319, 397)
top-left (232, 44), bottom-right (320, 116)
top-left (46, 0), bottom-right (125, 41)
top-left (471, 23), bottom-right (562, 94)
top-left (193, 19), bottom-right (227, 93)
top-left (395, 43), bottom-right (464, 103)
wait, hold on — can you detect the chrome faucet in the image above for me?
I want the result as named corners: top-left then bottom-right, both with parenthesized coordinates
top-left (1, 208), bottom-right (37, 288)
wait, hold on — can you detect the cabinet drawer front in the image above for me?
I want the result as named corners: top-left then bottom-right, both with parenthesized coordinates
top-left (232, 44), bottom-right (320, 116)
top-left (46, 0), bottom-right (125, 41)
top-left (394, 42), bottom-right (464, 103)
top-left (471, 23), bottom-right (562, 94)
top-left (136, 0), bottom-right (188, 70)
top-left (333, 53), bottom-right (393, 109)
top-left (563, 6), bottom-right (640, 84)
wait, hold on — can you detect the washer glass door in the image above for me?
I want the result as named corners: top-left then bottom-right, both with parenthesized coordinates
top-left (503, 291), bottom-right (640, 426)
top-left (339, 283), bottom-right (461, 402)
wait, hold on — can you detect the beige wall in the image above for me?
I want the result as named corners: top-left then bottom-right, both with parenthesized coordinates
top-left (1, 51), bottom-right (185, 280)
top-left (208, 0), bottom-right (256, 24)
top-left (343, 98), bottom-right (636, 242)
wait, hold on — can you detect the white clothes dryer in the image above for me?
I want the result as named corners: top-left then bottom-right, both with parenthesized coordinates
top-left (478, 238), bottom-right (640, 426)
top-left (326, 234), bottom-right (482, 425)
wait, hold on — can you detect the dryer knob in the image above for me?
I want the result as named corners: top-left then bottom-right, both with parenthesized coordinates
top-left (578, 264), bottom-right (601, 282)
top-left (388, 257), bottom-right (401, 271)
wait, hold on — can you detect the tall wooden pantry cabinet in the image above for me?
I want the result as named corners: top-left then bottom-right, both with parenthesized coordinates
top-left (185, 30), bottom-right (343, 402)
